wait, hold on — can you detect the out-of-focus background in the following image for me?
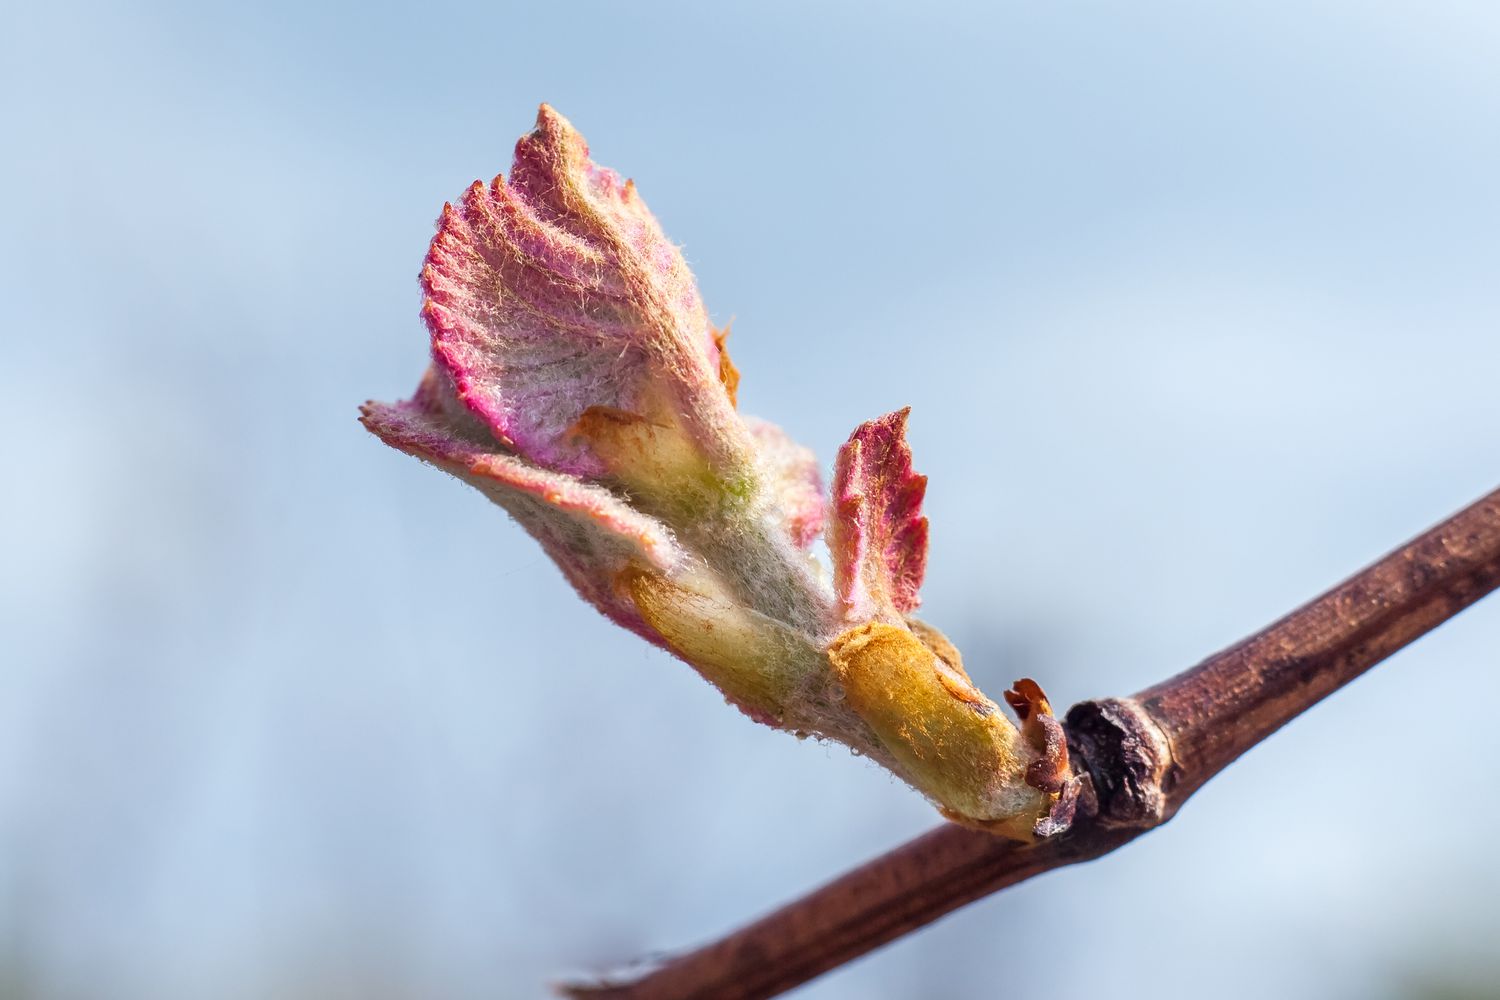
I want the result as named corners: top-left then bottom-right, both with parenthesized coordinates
top-left (4, 2), bottom-right (1500, 997)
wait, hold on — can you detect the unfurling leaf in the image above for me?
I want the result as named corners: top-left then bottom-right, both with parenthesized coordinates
top-left (360, 367), bottom-right (682, 641)
top-left (420, 105), bottom-right (750, 485)
top-left (829, 408), bottom-right (929, 623)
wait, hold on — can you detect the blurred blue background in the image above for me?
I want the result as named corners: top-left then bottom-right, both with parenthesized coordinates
top-left (4, 2), bottom-right (1500, 997)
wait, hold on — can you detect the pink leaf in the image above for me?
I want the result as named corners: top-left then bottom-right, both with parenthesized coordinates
top-left (421, 105), bottom-right (744, 478)
top-left (828, 408), bottom-right (929, 622)
top-left (361, 367), bottom-right (682, 643)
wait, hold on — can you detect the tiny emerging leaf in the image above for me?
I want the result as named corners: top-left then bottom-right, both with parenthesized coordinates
top-left (829, 407), bottom-right (929, 624)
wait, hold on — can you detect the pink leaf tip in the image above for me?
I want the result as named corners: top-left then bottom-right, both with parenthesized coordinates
top-left (828, 408), bottom-right (930, 622)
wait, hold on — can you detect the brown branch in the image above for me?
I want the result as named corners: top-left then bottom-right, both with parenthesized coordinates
top-left (564, 486), bottom-right (1500, 1000)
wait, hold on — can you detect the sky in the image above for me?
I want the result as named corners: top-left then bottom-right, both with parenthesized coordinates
top-left (3, 1), bottom-right (1500, 998)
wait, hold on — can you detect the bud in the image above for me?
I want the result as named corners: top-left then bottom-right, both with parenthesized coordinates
top-left (362, 106), bottom-right (1071, 838)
